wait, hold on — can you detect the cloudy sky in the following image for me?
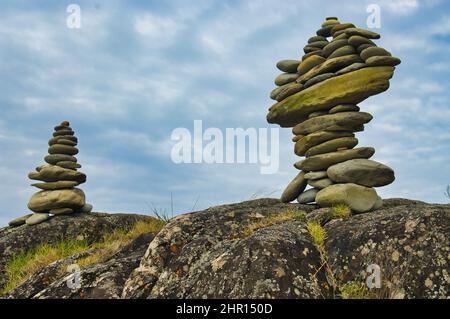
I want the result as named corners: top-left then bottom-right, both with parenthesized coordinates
top-left (1, 0), bottom-right (449, 226)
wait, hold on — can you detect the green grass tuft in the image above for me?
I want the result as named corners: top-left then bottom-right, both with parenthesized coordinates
top-left (330, 204), bottom-right (352, 220)
top-left (306, 221), bottom-right (326, 247)
top-left (339, 281), bottom-right (372, 299)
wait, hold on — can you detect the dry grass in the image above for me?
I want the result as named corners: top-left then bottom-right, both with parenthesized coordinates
top-left (1, 218), bottom-right (166, 296)
top-left (241, 210), bottom-right (306, 237)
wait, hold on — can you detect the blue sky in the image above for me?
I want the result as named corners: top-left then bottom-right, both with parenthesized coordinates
top-left (1, 0), bottom-right (449, 226)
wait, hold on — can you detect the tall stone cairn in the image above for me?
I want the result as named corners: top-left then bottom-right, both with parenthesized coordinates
top-left (9, 121), bottom-right (91, 227)
top-left (267, 17), bottom-right (400, 212)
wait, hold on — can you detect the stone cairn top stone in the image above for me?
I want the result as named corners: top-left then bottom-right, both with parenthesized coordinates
top-left (267, 17), bottom-right (400, 212)
top-left (8, 121), bottom-right (93, 227)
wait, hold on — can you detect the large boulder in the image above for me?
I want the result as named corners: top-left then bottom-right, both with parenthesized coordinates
top-left (0, 212), bottom-right (155, 291)
top-left (122, 198), bottom-right (449, 299)
top-left (267, 66), bottom-right (394, 127)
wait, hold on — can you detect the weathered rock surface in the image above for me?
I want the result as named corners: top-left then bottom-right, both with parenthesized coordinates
top-left (0, 212), bottom-right (154, 291)
top-left (267, 67), bottom-right (394, 127)
top-left (122, 198), bottom-right (449, 299)
top-left (2, 199), bottom-right (448, 299)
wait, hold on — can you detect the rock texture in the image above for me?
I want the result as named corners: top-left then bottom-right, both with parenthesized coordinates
top-left (121, 198), bottom-right (448, 299)
top-left (0, 212), bottom-right (154, 292)
top-left (268, 17), bottom-right (400, 211)
top-left (1, 198), bottom-right (448, 299)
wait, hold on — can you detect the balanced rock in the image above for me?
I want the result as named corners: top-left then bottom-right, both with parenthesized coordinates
top-left (315, 183), bottom-right (379, 213)
top-left (19, 121), bottom-right (90, 226)
top-left (295, 131), bottom-right (355, 156)
top-left (297, 188), bottom-right (319, 204)
top-left (295, 147), bottom-right (375, 171)
top-left (8, 214), bottom-right (33, 227)
top-left (308, 178), bottom-right (333, 189)
top-left (267, 66), bottom-right (394, 127)
top-left (25, 213), bottom-right (51, 226)
top-left (304, 171), bottom-right (327, 180)
top-left (280, 171), bottom-right (307, 203)
top-left (305, 136), bottom-right (359, 157)
top-left (293, 112), bottom-right (372, 135)
top-left (327, 159), bottom-right (395, 187)
top-left (28, 188), bottom-right (85, 213)
top-left (276, 60), bottom-right (300, 73)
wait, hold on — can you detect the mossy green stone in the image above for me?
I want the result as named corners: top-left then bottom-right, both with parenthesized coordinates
top-left (305, 137), bottom-right (359, 157)
top-left (295, 147), bottom-right (375, 171)
top-left (267, 66), bottom-right (394, 127)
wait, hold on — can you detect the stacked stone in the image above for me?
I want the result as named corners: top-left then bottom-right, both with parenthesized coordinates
top-left (268, 17), bottom-right (400, 213)
top-left (9, 121), bottom-right (92, 227)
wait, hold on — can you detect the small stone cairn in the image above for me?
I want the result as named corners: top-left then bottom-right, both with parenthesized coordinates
top-left (9, 121), bottom-right (92, 227)
top-left (267, 17), bottom-right (401, 212)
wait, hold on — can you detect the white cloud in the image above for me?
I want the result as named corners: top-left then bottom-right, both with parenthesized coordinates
top-left (380, 0), bottom-right (419, 15)
top-left (134, 13), bottom-right (182, 47)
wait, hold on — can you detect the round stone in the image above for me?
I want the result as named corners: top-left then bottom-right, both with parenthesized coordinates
top-left (292, 135), bottom-right (304, 142)
top-left (48, 135), bottom-right (78, 146)
top-left (304, 171), bottom-right (328, 180)
top-left (45, 154), bottom-right (77, 165)
top-left (25, 213), bottom-right (51, 226)
top-left (327, 45), bottom-right (356, 59)
top-left (276, 60), bottom-right (300, 73)
top-left (366, 56), bottom-right (401, 67)
top-left (293, 112), bottom-right (373, 135)
top-left (302, 50), bottom-right (325, 61)
top-left (329, 104), bottom-right (360, 114)
top-left (308, 36), bottom-right (327, 44)
top-left (50, 208), bottom-right (74, 215)
top-left (357, 43), bottom-right (376, 53)
top-left (274, 73), bottom-right (298, 86)
top-left (53, 129), bottom-right (74, 137)
top-left (360, 47), bottom-right (391, 61)
top-left (295, 131), bottom-right (355, 156)
top-left (304, 73), bottom-right (335, 88)
top-left (305, 137), bottom-right (359, 157)
top-left (331, 23), bottom-right (356, 36)
top-left (315, 183), bottom-right (379, 213)
top-left (54, 125), bottom-right (72, 131)
top-left (56, 161), bottom-right (82, 170)
top-left (322, 39), bottom-right (348, 57)
top-left (304, 45), bottom-right (322, 54)
top-left (56, 139), bottom-right (77, 146)
top-left (28, 164), bottom-right (86, 183)
top-left (308, 177), bottom-right (334, 189)
top-left (335, 62), bottom-right (367, 76)
top-left (322, 19), bottom-right (339, 27)
top-left (80, 203), bottom-right (93, 213)
top-left (28, 188), bottom-right (86, 213)
top-left (345, 28), bottom-right (380, 39)
top-left (32, 181), bottom-right (79, 190)
top-left (270, 84), bottom-right (287, 100)
top-left (297, 188), bottom-right (319, 204)
top-left (280, 171), bottom-right (308, 203)
top-left (308, 41), bottom-right (329, 49)
top-left (48, 144), bottom-right (79, 156)
top-left (297, 55), bottom-right (326, 76)
top-left (327, 159), bottom-right (395, 187)
top-left (308, 111), bottom-right (328, 119)
top-left (8, 214), bottom-right (33, 227)
top-left (348, 35), bottom-right (375, 47)
top-left (316, 25), bottom-right (337, 37)
top-left (295, 147), bottom-right (375, 171)
top-left (61, 121), bottom-right (70, 127)
top-left (276, 83), bottom-right (303, 102)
